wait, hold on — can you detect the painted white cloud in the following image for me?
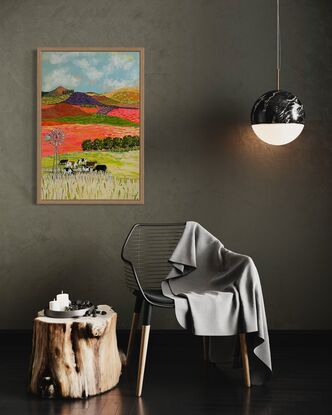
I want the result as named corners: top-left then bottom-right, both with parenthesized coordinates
top-left (42, 51), bottom-right (139, 92)
top-left (43, 68), bottom-right (80, 91)
top-left (103, 55), bottom-right (139, 91)
top-left (74, 58), bottom-right (103, 81)
top-left (43, 51), bottom-right (98, 65)
top-left (43, 53), bottom-right (71, 65)
top-left (105, 54), bottom-right (136, 72)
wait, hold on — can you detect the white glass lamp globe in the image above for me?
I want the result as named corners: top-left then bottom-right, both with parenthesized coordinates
top-left (251, 90), bottom-right (305, 145)
top-left (251, 123), bottom-right (304, 146)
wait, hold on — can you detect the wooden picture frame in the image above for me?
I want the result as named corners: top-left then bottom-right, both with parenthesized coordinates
top-left (37, 47), bottom-right (144, 204)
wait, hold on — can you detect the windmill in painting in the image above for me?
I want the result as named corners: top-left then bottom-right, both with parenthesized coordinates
top-left (38, 49), bottom-right (143, 203)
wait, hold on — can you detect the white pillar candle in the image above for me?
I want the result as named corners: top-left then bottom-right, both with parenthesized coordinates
top-left (49, 300), bottom-right (63, 311)
top-left (56, 291), bottom-right (70, 309)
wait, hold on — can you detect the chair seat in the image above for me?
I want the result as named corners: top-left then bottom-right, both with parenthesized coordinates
top-left (134, 289), bottom-right (174, 306)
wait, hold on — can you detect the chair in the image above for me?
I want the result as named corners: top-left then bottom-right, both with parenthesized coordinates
top-left (121, 223), bottom-right (251, 397)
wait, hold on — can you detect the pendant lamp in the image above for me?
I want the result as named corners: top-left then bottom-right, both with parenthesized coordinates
top-left (251, 0), bottom-right (305, 145)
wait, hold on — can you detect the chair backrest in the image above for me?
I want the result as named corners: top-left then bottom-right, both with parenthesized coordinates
top-left (121, 223), bottom-right (186, 292)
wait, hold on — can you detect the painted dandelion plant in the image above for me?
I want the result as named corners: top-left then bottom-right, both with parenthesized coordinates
top-left (37, 48), bottom-right (144, 204)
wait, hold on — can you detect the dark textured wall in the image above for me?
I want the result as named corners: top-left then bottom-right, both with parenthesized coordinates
top-left (0, 0), bottom-right (331, 330)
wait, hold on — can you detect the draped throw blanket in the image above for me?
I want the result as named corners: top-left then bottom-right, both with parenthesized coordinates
top-left (161, 221), bottom-right (272, 384)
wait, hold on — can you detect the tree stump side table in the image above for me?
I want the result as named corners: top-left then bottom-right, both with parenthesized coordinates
top-left (29, 305), bottom-right (122, 399)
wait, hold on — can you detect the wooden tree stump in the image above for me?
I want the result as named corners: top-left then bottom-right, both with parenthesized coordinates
top-left (29, 305), bottom-right (122, 399)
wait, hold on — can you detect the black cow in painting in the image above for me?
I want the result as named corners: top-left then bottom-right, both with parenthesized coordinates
top-left (59, 159), bottom-right (68, 165)
top-left (94, 164), bottom-right (107, 172)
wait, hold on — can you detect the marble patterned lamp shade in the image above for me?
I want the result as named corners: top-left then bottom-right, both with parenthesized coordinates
top-left (250, 1), bottom-right (305, 146)
top-left (251, 90), bottom-right (305, 146)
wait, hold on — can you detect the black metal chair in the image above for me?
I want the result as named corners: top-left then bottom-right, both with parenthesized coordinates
top-left (121, 223), bottom-right (251, 397)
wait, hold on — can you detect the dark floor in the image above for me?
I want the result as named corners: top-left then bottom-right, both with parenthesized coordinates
top-left (0, 330), bottom-right (331, 415)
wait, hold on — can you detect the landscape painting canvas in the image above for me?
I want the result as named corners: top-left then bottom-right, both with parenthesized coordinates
top-left (37, 48), bottom-right (144, 204)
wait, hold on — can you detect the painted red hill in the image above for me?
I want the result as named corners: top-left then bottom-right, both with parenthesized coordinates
top-left (42, 103), bottom-right (92, 119)
top-left (89, 94), bottom-right (117, 106)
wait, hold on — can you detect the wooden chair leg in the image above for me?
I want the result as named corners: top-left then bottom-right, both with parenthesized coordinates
top-left (203, 336), bottom-right (209, 361)
top-left (126, 296), bottom-right (143, 366)
top-left (239, 333), bottom-right (251, 387)
top-left (136, 302), bottom-right (152, 397)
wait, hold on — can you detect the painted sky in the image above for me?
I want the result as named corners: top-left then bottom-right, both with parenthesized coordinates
top-left (42, 51), bottom-right (140, 93)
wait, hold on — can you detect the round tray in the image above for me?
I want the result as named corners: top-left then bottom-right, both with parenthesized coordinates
top-left (44, 307), bottom-right (94, 318)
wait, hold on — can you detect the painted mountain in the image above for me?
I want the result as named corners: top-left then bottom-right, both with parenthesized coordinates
top-left (42, 86), bottom-right (73, 97)
top-left (87, 87), bottom-right (140, 108)
top-left (39, 50), bottom-right (142, 202)
top-left (64, 92), bottom-right (102, 106)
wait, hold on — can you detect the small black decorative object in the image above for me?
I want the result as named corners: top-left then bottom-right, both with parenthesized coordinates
top-left (44, 300), bottom-right (104, 318)
top-left (251, 1), bottom-right (305, 145)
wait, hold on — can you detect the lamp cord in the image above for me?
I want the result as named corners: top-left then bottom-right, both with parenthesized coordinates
top-left (276, 0), bottom-right (281, 90)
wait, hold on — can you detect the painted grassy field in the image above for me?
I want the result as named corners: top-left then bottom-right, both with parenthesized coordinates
top-left (42, 173), bottom-right (139, 200)
top-left (42, 150), bottom-right (139, 179)
top-left (53, 114), bottom-right (138, 126)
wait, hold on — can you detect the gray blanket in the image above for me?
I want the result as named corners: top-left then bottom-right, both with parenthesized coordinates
top-left (161, 221), bottom-right (272, 384)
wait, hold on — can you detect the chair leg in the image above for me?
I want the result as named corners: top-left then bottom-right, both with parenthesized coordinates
top-left (136, 301), bottom-right (152, 397)
top-left (203, 336), bottom-right (209, 361)
top-left (239, 333), bottom-right (251, 387)
top-left (126, 296), bottom-right (143, 366)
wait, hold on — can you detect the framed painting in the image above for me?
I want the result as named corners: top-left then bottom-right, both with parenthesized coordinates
top-left (37, 48), bottom-right (144, 204)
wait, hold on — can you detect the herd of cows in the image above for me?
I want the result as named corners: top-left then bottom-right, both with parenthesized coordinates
top-left (58, 158), bottom-right (108, 175)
